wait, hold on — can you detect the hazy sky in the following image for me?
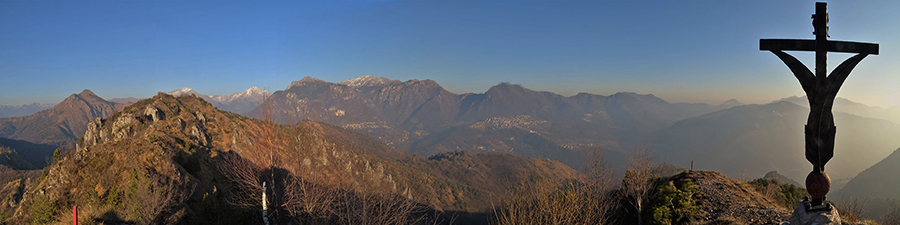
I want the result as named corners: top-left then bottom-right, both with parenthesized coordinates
top-left (2, 0), bottom-right (899, 107)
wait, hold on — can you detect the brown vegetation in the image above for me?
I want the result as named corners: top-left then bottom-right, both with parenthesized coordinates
top-left (492, 149), bottom-right (634, 225)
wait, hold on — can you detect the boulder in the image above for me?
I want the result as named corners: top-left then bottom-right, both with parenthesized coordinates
top-left (788, 199), bottom-right (841, 225)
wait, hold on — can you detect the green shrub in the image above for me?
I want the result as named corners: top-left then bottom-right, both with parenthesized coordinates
top-left (650, 179), bottom-right (699, 225)
top-left (749, 178), bottom-right (808, 208)
top-left (107, 183), bottom-right (121, 207)
top-left (52, 148), bottom-right (61, 164)
top-left (29, 194), bottom-right (55, 224)
top-left (183, 140), bottom-right (193, 152)
top-left (199, 191), bottom-right (226, 224)
top-left (37, 167), bottom-right (49, 184)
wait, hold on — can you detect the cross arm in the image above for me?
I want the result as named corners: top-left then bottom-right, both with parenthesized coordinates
top-left (760, 39), bottom-right (879, 55)
top-left (770, 50), bottom-right (816, 98)
top-left (825, 53), bottom-right (868, 106)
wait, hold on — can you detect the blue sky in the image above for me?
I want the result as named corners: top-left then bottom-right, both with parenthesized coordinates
top-left (2, 0), bottom-right (899, 107)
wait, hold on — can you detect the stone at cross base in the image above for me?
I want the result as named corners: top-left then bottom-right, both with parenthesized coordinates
top-left (788, 197), bottom-right (841, 225)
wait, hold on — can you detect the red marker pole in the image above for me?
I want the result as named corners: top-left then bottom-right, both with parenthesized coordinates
top-left (73, 205), bottom-right (77, 225)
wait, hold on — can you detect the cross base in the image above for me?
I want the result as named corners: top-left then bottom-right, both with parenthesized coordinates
top-left (802, 196), bottom-right (833, 212)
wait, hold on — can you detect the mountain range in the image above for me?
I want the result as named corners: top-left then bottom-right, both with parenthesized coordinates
top-left (775, 95), bottom-right (900, 124)
top-left (2, 76), bottom-right (895, 190)
top-left (0, 77), bottom-right (896, 223)
top-left (244, 75), bottom-right (900, 186)
top-left (167, 86), bottom-right (270, 114)
top-left (249, 75), bottom-right (741, 170)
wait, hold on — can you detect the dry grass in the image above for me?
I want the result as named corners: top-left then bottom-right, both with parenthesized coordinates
top-left (492, 148), bottom-right (618, 225)
top-left (837, 195), bottom-right (867, 223)
top-left (881, 203), bottom-right (900, 225)
top-left (493, 178), bottom-right (615, 225)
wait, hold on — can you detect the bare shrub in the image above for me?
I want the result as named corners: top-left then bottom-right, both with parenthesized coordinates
top-left (221, 153), bottom-right (264, 209)
top-left (335, 190), bottom-right (425, 225)
top-left (836, 195), bottom-right (866, 223)
top-left (621, 149), bottom-right (655, 225)
top-left (493, 178), bottom-right (615, 225)
top-left (880, 203), bottom-right (900, 225)
top-left (493, 148), bottom-right (618, 225)
top-left (138, 172), bottom-right (190, 224)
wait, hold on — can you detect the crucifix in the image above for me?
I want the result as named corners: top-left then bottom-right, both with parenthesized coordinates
top-left (760, 2), bottom-right (878, 209)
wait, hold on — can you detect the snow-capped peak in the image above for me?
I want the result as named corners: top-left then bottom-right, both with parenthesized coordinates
top-left (210, 87), bottom-right (270, 103)
top-left (337, 75), bottom-right (396, 87)
top-left (168, 87), bottom-right (199, 97)
top-left (242, 87), bottom-right (269, 96)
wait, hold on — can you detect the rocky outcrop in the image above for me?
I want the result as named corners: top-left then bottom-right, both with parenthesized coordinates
top-left (190, 125), bottom-right (208, 146)
top-left (145, 106), bottom-right (162, 122)
top-left (80, 117), bottom-right (104, 149)
top-left (112, 115), bottom-right (134, 141)
top-left (196, 111), bottom-right (206, 125)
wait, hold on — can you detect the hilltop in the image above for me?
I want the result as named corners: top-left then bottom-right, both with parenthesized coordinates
top-left (680, 170), bottom-right (790, 224)
top-left (0, 90), bottom-right (120, 148)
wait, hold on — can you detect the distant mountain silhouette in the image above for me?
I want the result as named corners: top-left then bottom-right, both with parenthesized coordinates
top-left (249, 76), bottom-right (735, 169)
top-left (0, 103), bottom-right (54, 118)
top-left (0, 89), bottom-right (119, 147)
top-left (774, 95), bottom-right (900, 124)
top-left (762, 171), bottom-right (801, 187)
top-left (837, 147), bottom-right (900, 199)
top-left (652, 101), bottom-right (900, 183)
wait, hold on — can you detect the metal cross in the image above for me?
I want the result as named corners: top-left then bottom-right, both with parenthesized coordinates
top-left (760, 2), bottom-right (878, 207)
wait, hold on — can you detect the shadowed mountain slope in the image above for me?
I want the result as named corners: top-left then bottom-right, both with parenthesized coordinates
top-left (0, 137), bottom-right (57, 170)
